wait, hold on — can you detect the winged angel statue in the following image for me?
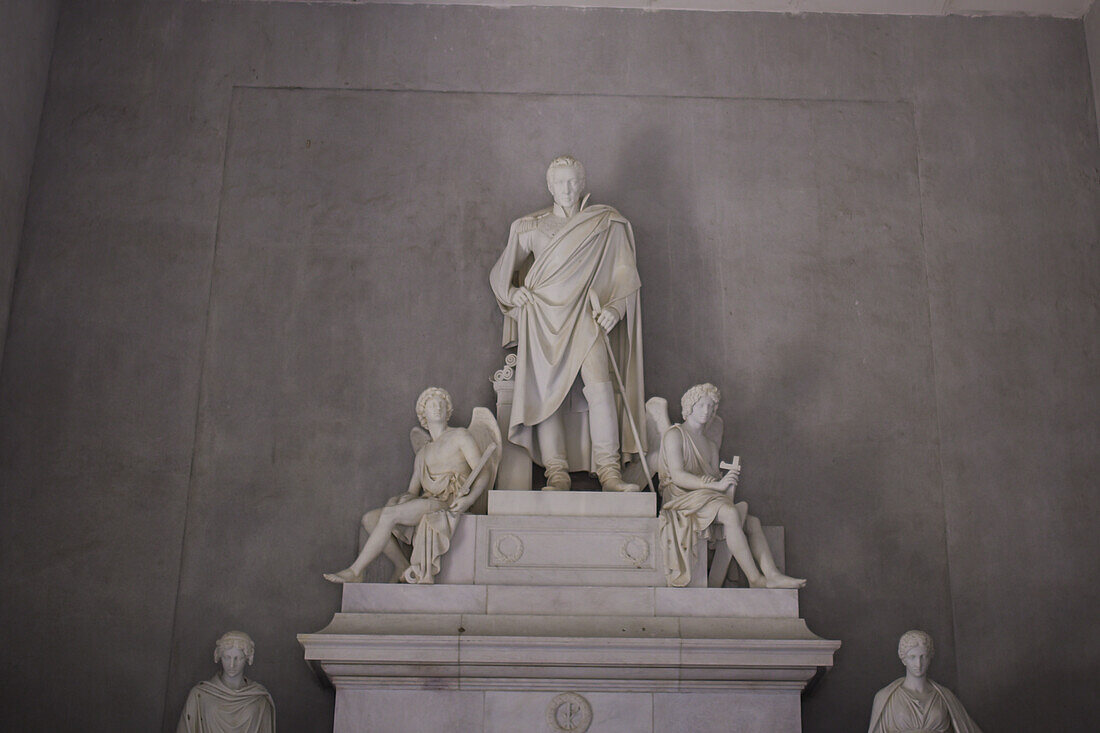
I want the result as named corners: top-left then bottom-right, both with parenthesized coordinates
top-left (324, 387), bottom-right (501, 585)
top-left (626, 384), bottom-right (805, 589)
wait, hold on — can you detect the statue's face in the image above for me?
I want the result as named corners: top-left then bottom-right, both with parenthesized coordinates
top-left (901, 643), bottom-right (931, 678)
top-left (423, 395), bottom-right (448, 424)
top-left (690, 395), bottom-right (718, 424)
top-left (547, 166), bottom-right (584, 211)
top-left (220, 647), bottom-right (248, 678)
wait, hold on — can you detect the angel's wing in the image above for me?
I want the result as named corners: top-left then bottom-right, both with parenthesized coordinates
top-left (646, 396), bottom-right (672, 450)
top-left (410, 426), bottom-right (431, 456)
top-left (467, 406), bottom-right (503, 487)
top-left (623, 396), bottom-right (671, 488)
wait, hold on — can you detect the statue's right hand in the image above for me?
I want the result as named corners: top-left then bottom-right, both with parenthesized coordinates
top-left (512, 287), bottom-right (534, 307)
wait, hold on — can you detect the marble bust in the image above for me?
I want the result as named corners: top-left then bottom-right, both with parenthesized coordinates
top-left (489, 155), bottom-right (645, 492)
top-left (869, 630), bottom-right (983, 733)
top-left (177, 631), bottom-right (275, 733)
top-left (324, 387), bottom-right (500, 584)
top-left (654, 383), bottom-right (805, 589)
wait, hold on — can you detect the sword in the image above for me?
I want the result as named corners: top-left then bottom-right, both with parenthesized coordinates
top-left (588, 291), bottom-right (656, 494)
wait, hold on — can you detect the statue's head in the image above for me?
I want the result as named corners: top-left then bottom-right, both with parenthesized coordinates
top-left (681, 383), bottom-right (721, 422)
top-left (546, 155), bottom-right (586, 211)
top-left (214, 631), bottom-right (255, 678)
top-left (897, 629), bottom-right (934, 678)
top-left (416, 387), bottom-right (454, 430)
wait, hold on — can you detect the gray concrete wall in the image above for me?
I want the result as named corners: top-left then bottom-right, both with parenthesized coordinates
top-left (0, 2), bottom-right (1097, 732)
top-left (0, 0), bottom-right (59, 369)
top-left (1089, 1), bottom-right (1100, 141)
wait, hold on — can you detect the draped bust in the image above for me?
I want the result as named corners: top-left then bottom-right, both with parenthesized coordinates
top-left (869, 630), bottom-right (982, 733)
top-left (178, 631), bottom-right (275, 733)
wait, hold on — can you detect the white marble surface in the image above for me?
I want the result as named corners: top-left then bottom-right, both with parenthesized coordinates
top-left (301, 610), bottom-right (838, 688)
top-left (339, 583), bottom-right (798, 618)
top-left (434, 513), bottom-right (476, 584)
top-left (654, 587), bottom-right (798, 617)
top-left (653, 691), bottom-right (801, 733)
top-left (332, 688), bottom-right (806, 733)
top-left (485, 585), bottom-right (655, 616)
top-left (485, 690), bottom-right (649, 733)
top-left (488, 489), bottom-right (656, 517)
top-left (475, 515), bottom-right (665, 586)
top-left (491, 377), bottom-right (533, 491)
top-left (432, 513), bottom-right (711, 586)
top-left (341, 582), bottom-right (487, 613)
top-left (335, 690), bottom-right (483, 732)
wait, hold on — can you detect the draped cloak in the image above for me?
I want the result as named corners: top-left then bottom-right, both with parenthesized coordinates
top-left (393, 459), bottom-right (472, 585)
top-left (489, 202), bottom-right (645, 470)
top-left (656, 424), bottom-right (747, 587)
top-left (868, 679), bottom-right (983, 733)
top-left (177, 676), bottom-right (275, 733)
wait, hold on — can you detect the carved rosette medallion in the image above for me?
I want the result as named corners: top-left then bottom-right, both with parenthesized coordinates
top-left (620, 536), bottom-right (650, 566)
top-left (491, 533), bottom-right (525, 564)
top-left (546, 692), bottom-right (593, 733)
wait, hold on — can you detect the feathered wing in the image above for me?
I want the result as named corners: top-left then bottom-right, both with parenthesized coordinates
top-left (467, 406), bottom-right (503, 488)
top-left (410, 426), bottom-right (431, 456)
top-left (623, 396), bottom-right (671, 488)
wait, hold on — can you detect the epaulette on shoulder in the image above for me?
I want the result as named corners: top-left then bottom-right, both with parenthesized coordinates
top-left (513, 208), bottom-right (552, 234)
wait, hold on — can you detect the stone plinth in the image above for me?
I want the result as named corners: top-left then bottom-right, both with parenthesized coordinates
top-left (302, 491), bottom-right (839, 732)
top-left (300, 584), bottom-right (837, 732)
top-left (488, 489), bottom-right (655, 517)
top-left (436, 491), bottom-right (706, 587)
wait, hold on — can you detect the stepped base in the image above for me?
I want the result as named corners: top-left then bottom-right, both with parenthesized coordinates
top-left (299, 583), bottom-right (838, 732)
top-left (305, 493), bottom-right (838, 731)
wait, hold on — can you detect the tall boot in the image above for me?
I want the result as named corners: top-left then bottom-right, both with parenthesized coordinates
top-left (542, 458), bottom-right (571, 491)
top-left (583, 381), bottom-right (640, 493)
top-left (537, 412), bottom-right (571, 491)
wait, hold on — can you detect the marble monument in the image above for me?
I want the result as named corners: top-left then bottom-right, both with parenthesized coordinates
top-left (301, 157), bottom-right (838, 732)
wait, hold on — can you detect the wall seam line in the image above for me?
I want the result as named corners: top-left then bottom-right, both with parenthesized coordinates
top-left (230, 83), bottom-right (912, 106)
top-left (0, 1), bottom-right (62, 382)
top-left (909, 98), bottom-right (961, 689)
top-left (157, 83), bottom-right (241, 733)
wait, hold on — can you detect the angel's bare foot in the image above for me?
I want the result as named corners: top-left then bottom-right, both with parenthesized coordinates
top-left (746, 572), bottom-right (806, 589)
top-left (323, 568), bottom-right (364, 584)
top-left (763, 573), bottom-right (806, 589)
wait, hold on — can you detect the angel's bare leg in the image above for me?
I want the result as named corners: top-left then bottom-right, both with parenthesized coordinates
top-left (716, 503), bottom-right (767, 587)
top-left (324, 499), bottom-right (437, 583)
top-left (735, 505), bottom-right (806, 589)
top-left (362, 508), bottom-right (410, 580)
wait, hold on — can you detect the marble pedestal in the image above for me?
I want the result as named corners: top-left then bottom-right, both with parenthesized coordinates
top-left (300, 493), bottom-right (839, 732)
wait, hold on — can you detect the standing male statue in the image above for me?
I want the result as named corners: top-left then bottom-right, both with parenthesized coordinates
top-left (490, 156), bottom-right (645, 492)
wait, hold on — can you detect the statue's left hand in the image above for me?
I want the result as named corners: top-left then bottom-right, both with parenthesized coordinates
top-left (596, 308), bottom-right (618, 332)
